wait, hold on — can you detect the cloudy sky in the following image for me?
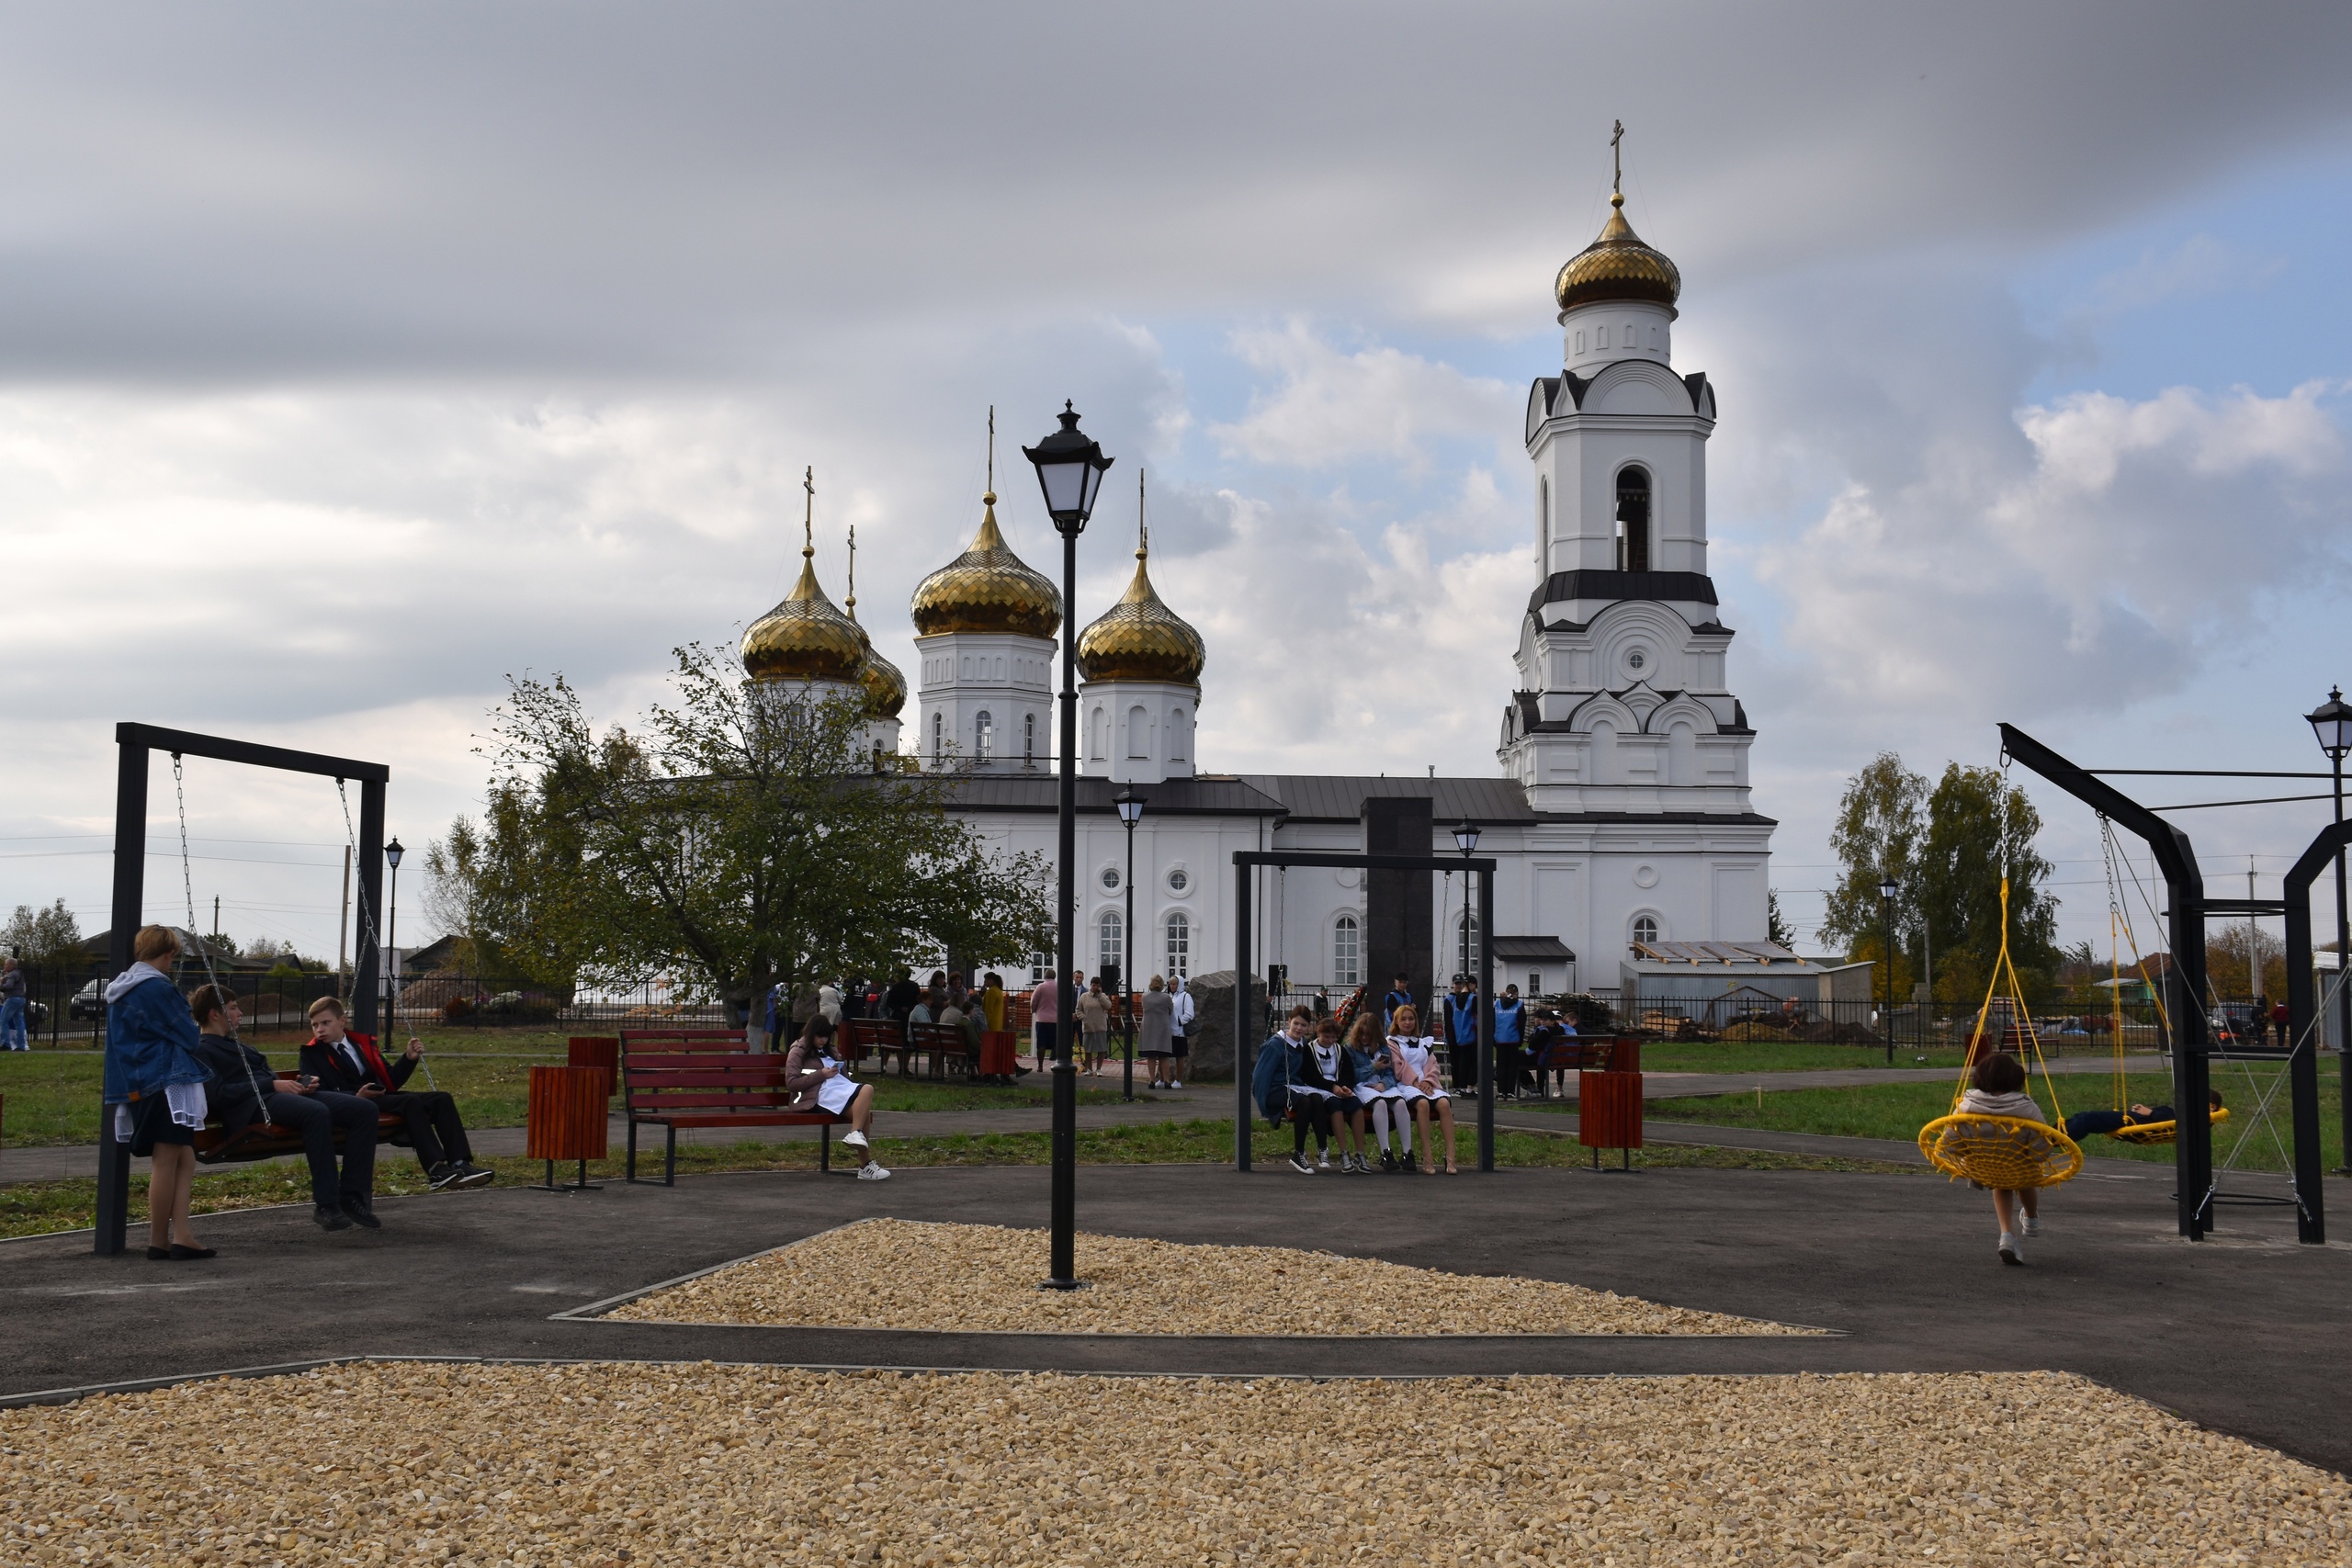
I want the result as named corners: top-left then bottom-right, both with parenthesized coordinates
top-left (4, 1), bottom-right (2350, 960)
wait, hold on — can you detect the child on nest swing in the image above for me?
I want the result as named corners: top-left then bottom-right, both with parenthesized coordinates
top-left (1961, 1051), bottom-right (2048, 1266)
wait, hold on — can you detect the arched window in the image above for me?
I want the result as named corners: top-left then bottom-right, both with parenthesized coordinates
top-left (976, 710), bottom-right (993, 761)
top-left (1631, 914), bottom-right (1658, 952)
top-left (1456, 908), bottom-right (1481, 976)
top-left (1097, 909), bottom-right (1125, 984)
top-left (1164, 911), bottom-right (1190, 979)
top-left (1126, 704), bottom-right (1150, 760)
top-left (1332, 914), bottom-right (1362, 987)
top-left (1023, 712), bottom-right (1036, 767)
top-left (1537, 475), bottom-right (1550, 567)
top-left (1169, 707), bottom-right (1189, 762)
top-left (1616, 466), bottom-right (1651, 573)
top-left (932, 711), bottom-right (944, 764)
top-left (1090, 705), bottom-right (1109, 760)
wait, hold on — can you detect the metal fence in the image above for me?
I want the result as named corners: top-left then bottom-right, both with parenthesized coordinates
top-left (3, 963), bottom-right (729, 1046)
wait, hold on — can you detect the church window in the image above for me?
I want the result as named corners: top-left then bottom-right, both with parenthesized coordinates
top-left (1098, 909), bottom-right (1125, 983)
top-left (1024, 712), bottom-right (1036, 766)
top-left (1332, 915), bottom-right (1361, 987)
top-left (1164, 911), bottom-right (1191, 978)
top-left (1170, 707), bottom-right (1190, 761)
top-left (932, 711), bottom-right (944, 764)
top-left (976, 710), bottom-right (993, 761)
top-left (1456, 908), bottom-right (1481, 976)
top-left (1101, 865), bottom-right (1122, 893)
top-left (1126, 705), bottom-right (1150, 760)
top-left (1537, 477), bottom-right (1550, 565)
top-left (1574, 330), bottom-right (1585, 355)
top-left (1631, 915), bottom-right (1658, 951)
top-left (1166, 867), bottom-right (1189, 895)
top-left (1090, 705), bottom-right (1109, 760)
top-left (1628, 649), bottom-right (1645, 671)
top-left (1616, 466), bottom-right (1651, 573)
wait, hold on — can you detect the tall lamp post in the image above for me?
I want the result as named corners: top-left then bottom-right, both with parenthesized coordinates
top-left (1878, 874), bottom-right (1899, 1065)
top-left (385, 837), bottom-right (405, 1036)
top-left (2307, 687), bottom-right (2352, 1168)
top-left (1117, 788), bottom-right (1145, 1102)
top-left (1024, 402), bottom-right (1114, 1291)
top-left (1453, 818), bottom-right (1493, 1169)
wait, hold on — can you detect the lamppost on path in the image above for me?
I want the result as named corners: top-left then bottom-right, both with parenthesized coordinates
top-left (385, 837), bottom-right (405, 1036)
top-left (1117, 788), bottom-right (1145, 1102)
top-left (1878, 874), bottom-right (1899, 1066)
top-left (1024, 402), bottom-right (1114, 1292)
top-left (1453, 818), bottom-right (1493, 1168)
top-left (2307, 687), bottom-right (2352, 1168)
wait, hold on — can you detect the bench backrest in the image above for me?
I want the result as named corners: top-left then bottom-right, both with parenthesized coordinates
top-left (1537, 1036), bottom-right (1613, 1072)
top-left (620, 1027), bottom-right (747, 1056)
top-left (907, 1021), bottom-right (974, 1056)
top-left (622, 1048), bottom-right (792, 1117)
top-left (843, 1018), bottom-right (904, 1047)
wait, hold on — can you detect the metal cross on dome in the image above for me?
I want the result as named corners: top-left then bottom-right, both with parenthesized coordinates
top-left (1611, 119), bottom-right (1624, 196)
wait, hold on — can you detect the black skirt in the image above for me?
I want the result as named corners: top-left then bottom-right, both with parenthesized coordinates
top-left (127, 1092), bottom-right (197, 1156)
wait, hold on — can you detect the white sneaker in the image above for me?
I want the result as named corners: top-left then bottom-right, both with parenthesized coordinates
top-left (1315, 1152), bottom-right (1332, 1171)
top-left (2022, 1216), bottom-right (2041, 1238)
top-left (857, 1162), bottom-right (892, 1181)
top-left (842, 1130), bottom-right (869, 1149)
top-left (1998, 1233), bottom-right (2022, 1265)
top-left (1170, 1080), bottom-right (1182, 1089)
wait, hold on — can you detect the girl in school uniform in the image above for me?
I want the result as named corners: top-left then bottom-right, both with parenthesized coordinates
top-left (1283, 1009), bottom-right (1352, 1172)
top-left (1346, 1011), bottom-right (1414, 1173)
top-left (1388, 1004), bottom-right (1459, 1175)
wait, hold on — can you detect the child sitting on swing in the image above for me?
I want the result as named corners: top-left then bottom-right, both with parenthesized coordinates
top-left (1961, 1050), bottom-right (2047, 1265)
top-left (2064, 1089), bottom-right (2223, 1141)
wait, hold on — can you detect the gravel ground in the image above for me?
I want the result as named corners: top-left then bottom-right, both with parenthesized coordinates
top-left (604, 1218), bottom-right (1813, 1337)
top-left (6, 1361), bottom-right (2345, 1566)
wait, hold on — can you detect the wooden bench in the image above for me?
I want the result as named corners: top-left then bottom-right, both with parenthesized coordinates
top-left (844, 1017), bottom-right (911, 1075)
top-left (1530, 1035), bottom-right (1615, 1098)
top-left (192, 1074), bottom-right (412, 1165)
top-left (907, 1021), bottom-right (975, 1078)
top-left (620, 1032), bottom-right (837, 1185)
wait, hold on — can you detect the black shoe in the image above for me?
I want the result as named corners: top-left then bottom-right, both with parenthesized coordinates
top-left (427, 1162), bottom-right (461, 1190)
top-left (146, 1246), bottom-right (172, 1260)
top-left (454, 1162), bottom-right (496, 1188)
top-left (342, 1199), bottom-right (382, 1231)
top-left (314, 1204), bottom-right (353, 1233)
top-left (1287, 1153), bottom-right (1316, 1174)
top-left (1402, 1152), bottom-right (1419, 1173)
top-left (1379, 1150), bottom-right (1397, 1174)
top-left (168, 1244), bottom-right (217, 1260)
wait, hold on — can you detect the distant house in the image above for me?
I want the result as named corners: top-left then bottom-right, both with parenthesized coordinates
top-left (78, 928), bottom-right (277, 976)
top-left (1618, 939), bottom-right (1874, 1017)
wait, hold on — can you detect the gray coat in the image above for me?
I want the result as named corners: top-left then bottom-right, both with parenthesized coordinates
top-left (1137, 989), bottom-right (1175, 1055)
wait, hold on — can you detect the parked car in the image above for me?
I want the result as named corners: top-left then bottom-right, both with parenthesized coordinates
top-left (68, 978), bottom-right (106, 1021)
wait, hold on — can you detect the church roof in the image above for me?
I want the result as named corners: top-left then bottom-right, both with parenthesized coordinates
top-left (932, 774), bottom-right (1286, 818)
top-left (1233, 775), bottom-right (1542, 825)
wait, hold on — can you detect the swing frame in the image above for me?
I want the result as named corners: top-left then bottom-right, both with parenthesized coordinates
top-left (96, 723), bottom-right (391, 1258)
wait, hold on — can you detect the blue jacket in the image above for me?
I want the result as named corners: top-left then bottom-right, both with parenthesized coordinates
top-left (1251, 1034), bottom-right (1291, 1124)
top-left (103, 975), bottom-right (210, 1105)
top-left (1493, 998), bottom-right (1525, 1043)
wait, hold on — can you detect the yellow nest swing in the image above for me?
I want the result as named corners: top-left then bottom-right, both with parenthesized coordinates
top-left (1917, 874), bottom-right (2084, 1190)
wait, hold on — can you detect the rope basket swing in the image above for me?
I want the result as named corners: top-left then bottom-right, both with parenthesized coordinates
top-left (1917, 871), bottom-right (2084, 1191)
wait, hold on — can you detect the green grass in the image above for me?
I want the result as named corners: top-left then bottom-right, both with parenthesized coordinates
top-left (0, 1121), bottom-right (1916, 1239)
top-left (1634, 1041), bottom-right (1975, 1074)
top-left (1643, 1068), bottom-right (2339, 1173)
top-left (0, 1046), bottom-right (1115, 1148)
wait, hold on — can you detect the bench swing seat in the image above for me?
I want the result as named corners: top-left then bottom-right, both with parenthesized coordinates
top-left (194, 1112), bottom-right (413, 1167)
top-left (2109, 1105), bottom-right (2231, 1148)
top-left (1918, 1113), bottom-right (2082, 1190)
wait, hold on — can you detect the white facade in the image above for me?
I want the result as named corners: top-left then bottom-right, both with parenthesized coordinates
top-left (905, 188), bottom-right (1774, 999)
top-left (915, 632), bottom-right (1054, 773)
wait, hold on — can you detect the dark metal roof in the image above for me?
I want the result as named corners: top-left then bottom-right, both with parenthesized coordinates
top-left (1526, 570), bottom-right (1719, 616)
top-left (1493, 936), bottom-right (1576, 961)
top-left (934, 774), bottom-right (1286, 818)
top-left (1233, 774), bottom-right (1542, 825)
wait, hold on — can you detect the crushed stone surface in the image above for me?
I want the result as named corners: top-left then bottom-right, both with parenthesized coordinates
top-left (605, 1217), bottom-right (1812, 1336)
top-left (5, 1361), bottom-right (2346, 1566)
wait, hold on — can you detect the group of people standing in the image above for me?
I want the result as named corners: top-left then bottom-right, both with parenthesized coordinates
top-left (1032, 969), bottom-right (1193, 1088)
top-left (101, 924), bottom-right (492, 1258)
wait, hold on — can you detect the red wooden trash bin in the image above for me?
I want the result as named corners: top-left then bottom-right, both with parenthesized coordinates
top-left (527, 1064), bottom-right (609, 1193)
top-left (978, 1030), bottom-right (1020, 1080)
top-left (1578, 1064), bottom-right (1644, 1173)
top-left (567, 1035), bottom-right (620, 1100)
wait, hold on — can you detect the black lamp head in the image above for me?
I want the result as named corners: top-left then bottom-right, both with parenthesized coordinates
top-left (1022, 400), bottom-right (1115, 534)
top-left (2309, 686), bottom-right (2352, 761)
top-left (1115, 787), bottom-right (1146, 826)
top-left (1453, 819), bottom-right (1481, 857)
top-left (385, 837), bottom-right (405, 870)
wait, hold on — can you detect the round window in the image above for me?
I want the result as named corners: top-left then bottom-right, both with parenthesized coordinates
top-left (1166, 868), bottom-right (1190, 895)
top-left (1100, 866), bottom-right (1121, 893)
top-left (1628, 649), bottom-right (1646, 671)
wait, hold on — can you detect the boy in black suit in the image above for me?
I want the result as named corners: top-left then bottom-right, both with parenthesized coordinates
top-left (299, 997), bottom-right (493, 1190)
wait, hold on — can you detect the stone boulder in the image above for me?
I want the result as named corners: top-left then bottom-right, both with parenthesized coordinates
top-left (1176, 968), bottom-right (1268, 1081)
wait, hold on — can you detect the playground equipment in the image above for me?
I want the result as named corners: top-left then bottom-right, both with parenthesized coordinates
top-left (97, 722), bottom-right (392, 1257)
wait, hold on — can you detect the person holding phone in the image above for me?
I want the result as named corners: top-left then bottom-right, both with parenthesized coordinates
top-left (299, 997), bottom-right (493, 1191)
top-left (189, 985), bottom-right (380, 1234)
top-left (784, 1014), bottom-right (888, 1179)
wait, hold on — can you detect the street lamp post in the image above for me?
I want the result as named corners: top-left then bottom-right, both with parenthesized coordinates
top-left (1453, 819), bottom-right (1491, 1169)
top-left (1024, 402), bottom-right (1114, 1292)
top-left (1879, 874), bottom-right (1899, 1066)
top-left (2308, 687), bottom-right (2352, 1168)
top-left (385, 837), bottom-right (406, 1037)
top-left (1117, 788), bottom-right (1144, 1102)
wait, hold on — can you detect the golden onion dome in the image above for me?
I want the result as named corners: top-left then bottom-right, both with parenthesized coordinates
top-left (843, 603), bottom-right (908, 719)
top-left (910, 493), bottom-right (1064, 638)
top-left (1077, 540), bottom-right (1204, 685)
top-left (742, 547), bottom-right (866, 685)
top-left (1554, 193), bottom-right (1681, 316)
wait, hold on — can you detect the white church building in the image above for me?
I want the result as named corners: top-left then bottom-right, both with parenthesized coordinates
top-left (740, 175), bottom-right (1776, 1004)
